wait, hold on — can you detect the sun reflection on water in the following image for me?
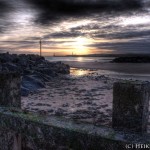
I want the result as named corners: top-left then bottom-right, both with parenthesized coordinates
top-left (70, 68), bottom-right (95, 76)
top-left (77, 57), bottom-right (83, 62)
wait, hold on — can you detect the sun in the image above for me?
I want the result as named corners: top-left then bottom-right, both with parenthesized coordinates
top-left (72, 37), bottom-right (89, 55)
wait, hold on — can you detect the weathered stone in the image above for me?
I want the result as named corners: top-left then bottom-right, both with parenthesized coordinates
top-left (21, 87), bottom-right (30, 97)
top-left (21, 75), bottom-right (45, 96)
top-left (0, 53), bottom-right (70, 96)
top-left (0, 108), bottom-right (149, 150)
top-left (0, 73), bottom-right (21, 108)
top-left (2, 63), bottom-right (21, 72)
top-left (112, 81), bottom-right (150, 133)
top-left (0, 129), bottom-right (21, 150)
top-left (0, 72), bottom-right (21, 150)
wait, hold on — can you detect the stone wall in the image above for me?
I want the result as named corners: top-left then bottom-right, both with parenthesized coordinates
top-left (0, 108), bottom-right (149, 150)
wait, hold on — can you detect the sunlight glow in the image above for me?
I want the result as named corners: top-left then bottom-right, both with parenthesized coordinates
top-left (77, 57), bottom-right (83, 62)
top-left (61, 19), bottom-right (95, 29)
top-left (70, 68), bottom-right (91, 76)
top-left (120, 16), bottom-right (150, 26)
top-left (12, 11), bottom-right (34, 27)
top-left (73, 37), bottom-right (90, 55)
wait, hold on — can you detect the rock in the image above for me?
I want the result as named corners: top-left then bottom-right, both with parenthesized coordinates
top-left (32, 71), bottom-right (52, 82)
top-left (55, 108), bottom-right (65, 116)
top-left (0, 52), bottom-right (12, 63)
top-left (3, 63), bottom-right (22, 72)
top-left (35, 68), bottom-right (57, 77)
top-left (75, 103), bottom-right (82, 107)
top-left (83, 101), bottom-right (92, 105)
top-left (0, 53), bottom-right (70, 96)
top-left (21, 87), bottom-right (30, 97)
top-left (101, 104), bottom-right (108, 108)
top-left (48, 109), bottom-right (54, 113)
top-left (112, 56), bottom-right (150, 63)
top-left (91, 103), bottom-right (98, 106)
top-left (21, 74), bottom-right (47, 96)
top-left (22, 75), bottom-right (45, 92)
top-left (62, 103), bottom-right (69, 107)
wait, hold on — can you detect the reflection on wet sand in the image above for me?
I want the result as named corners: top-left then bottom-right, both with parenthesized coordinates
top-left (70, 68), bottom-right (96, 76)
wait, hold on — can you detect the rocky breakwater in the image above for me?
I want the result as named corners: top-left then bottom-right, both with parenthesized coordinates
top-left (112, 56), bottom-right (150, 63)
top-left (0, 53), bottom-right (70, 96)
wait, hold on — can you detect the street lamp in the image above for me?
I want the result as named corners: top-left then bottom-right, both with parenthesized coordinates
top-left (39, 39), bottom-right (42, 56)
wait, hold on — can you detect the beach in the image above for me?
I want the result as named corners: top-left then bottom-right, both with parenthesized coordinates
top-left (22, 72), bottom-right (114, 127)
top-left (22, 57), bottom-right (150, 132)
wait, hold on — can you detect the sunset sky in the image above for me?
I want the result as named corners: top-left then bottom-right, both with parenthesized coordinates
top-left (0, 0), bottom-right (150, 56)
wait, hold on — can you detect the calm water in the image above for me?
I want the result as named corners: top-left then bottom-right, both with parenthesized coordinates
top-left (45, 56), bottom-right (114, 63)
top-left (45, 56), bottom-right (150, 81)
top-left (70, 68), bottom-right (150, 81)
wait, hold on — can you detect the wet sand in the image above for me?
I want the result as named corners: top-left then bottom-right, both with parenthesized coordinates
top-left (22, 74), bottom-right (115, 127)
top-left (63, 61), bottom-right (150, 74)
top-left (22, 62), bottom-right (150, 133)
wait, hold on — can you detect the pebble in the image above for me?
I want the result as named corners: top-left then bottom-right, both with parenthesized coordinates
top-left (62, 103), bottom-right (69, 107)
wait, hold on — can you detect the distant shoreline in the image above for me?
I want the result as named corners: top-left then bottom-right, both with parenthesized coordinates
top-left (112, 56), bottom-right (150, 63)
top-left (45, 54), bottom-right (150, 57)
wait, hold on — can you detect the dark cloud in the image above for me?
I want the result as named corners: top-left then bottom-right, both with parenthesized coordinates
top-left (0, 1), bottom-right (14, 33)
top-left (93, 29), bottom-right (150, 40)
top-left (0, 40), bottom-right (37, 50)
top-left (0, 0), bottom-right (13, 18)
top-left (1, 0), bottom-right (150, 54)
top-left (0, 41), bottom-right (36, 45)
top-left (26, 0), bottom-right (143, 25)
top-left (43, 31), bottom-right (85, 39)
top-left (0, 1), bottom-right (11, 14)
top-left (0, 40), bottom-right (72, 50)
top-left (27, 0), bottom-right (143, 12)
top-left (89, 39), bottom-right (150, 53)
top-left (69, 22), bottom-right (150, 40)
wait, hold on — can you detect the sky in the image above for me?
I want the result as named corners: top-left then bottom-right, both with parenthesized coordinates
top-left (0, 0), bottom-right (150, 56)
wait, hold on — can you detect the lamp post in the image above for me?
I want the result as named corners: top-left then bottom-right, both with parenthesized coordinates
top-left (39, 39), bottom-right (42, 56)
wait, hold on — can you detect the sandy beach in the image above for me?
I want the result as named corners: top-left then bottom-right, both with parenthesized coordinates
top-left (21, 61), bottom-right (150, 133)
top-left (22, 73), bottom-right (114, 127)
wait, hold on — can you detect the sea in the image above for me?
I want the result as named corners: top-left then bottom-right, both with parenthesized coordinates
top-left (45, 56), bottom-right (150, 81)
top-left (45, 56), bottom-right (114, 63)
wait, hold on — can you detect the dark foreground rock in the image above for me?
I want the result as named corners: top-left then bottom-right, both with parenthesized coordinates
top-left (0, 53), bottom-right (70, 96)
top-left (112, 56), bottom-right (150, 63)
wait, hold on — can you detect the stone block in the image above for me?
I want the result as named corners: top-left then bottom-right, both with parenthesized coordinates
top-left (112, 81), bottom-right (150, 133)
top-left (0, 73), bottom-right (21, 108)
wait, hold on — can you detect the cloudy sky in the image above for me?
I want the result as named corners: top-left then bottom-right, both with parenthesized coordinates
top-left (0, 0), bottom-right (150, 56)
